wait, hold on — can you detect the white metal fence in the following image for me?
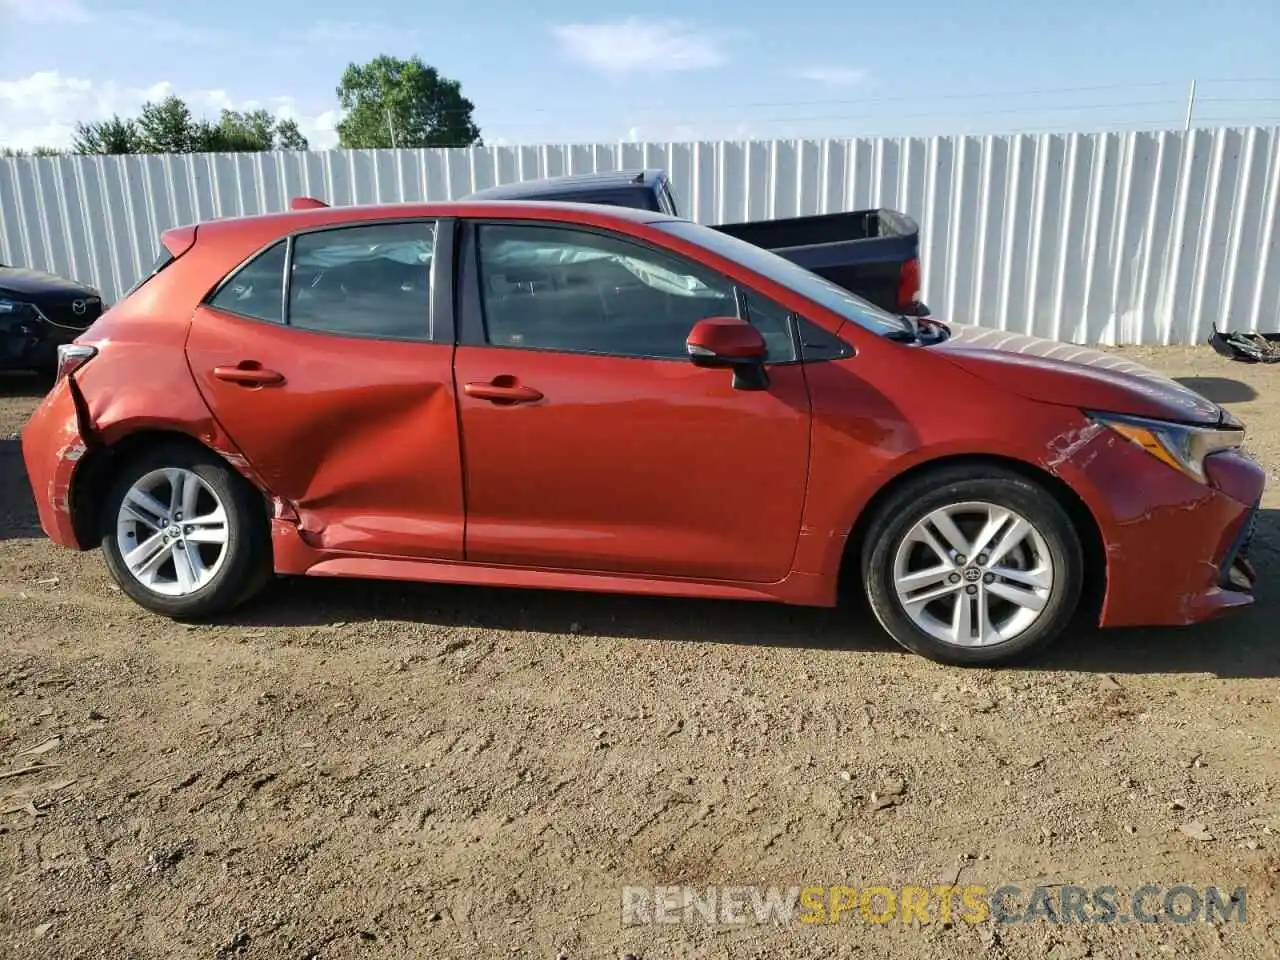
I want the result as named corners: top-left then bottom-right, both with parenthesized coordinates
top-left (2, 127), bottom-right (1278, 345)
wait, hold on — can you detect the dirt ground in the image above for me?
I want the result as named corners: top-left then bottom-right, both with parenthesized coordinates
top-left (0, 346), bottom-right (1277, 960)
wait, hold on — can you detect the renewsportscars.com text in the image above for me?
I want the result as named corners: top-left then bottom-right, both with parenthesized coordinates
top-left (620, 883), bottom-right (1248, 926)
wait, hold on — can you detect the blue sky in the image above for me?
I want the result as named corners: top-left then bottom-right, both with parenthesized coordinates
top-left (1, 0), bottom-right (1277, 150)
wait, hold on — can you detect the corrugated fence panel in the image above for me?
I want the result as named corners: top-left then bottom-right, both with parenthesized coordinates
top-left (1, 127), bottom-right (1278, 344)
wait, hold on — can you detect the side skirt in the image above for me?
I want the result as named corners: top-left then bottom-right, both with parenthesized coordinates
top-left (269, 519), bottom-right (835, 607)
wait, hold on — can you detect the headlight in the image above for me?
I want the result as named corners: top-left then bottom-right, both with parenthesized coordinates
top-left (0, 299), bottom-right (19, 313)
top-left (1089, 411), bottom-right (1244, 483)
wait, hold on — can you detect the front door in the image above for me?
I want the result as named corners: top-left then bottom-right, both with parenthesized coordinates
top-left (453, 220), bottom-right (811, 583)
top-left (185, 219), bottom-right (466, 560)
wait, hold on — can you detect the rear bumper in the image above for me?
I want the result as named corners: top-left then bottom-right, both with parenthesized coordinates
top-left (20, 376), bottom-right (88, 549)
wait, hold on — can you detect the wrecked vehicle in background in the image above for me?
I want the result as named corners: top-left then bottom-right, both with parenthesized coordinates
top-left (1, 261), bottom-right (105, 375)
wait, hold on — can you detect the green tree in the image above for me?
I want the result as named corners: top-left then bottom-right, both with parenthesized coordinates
top-left (71, 116), bottom-right (142, 154)
top-left (1, 146), bottom-right (61, 157)
top-left (212, 108), bottom-right (310, 151)
top-left (335, 54), bottom-right (481, 149)
top-left (136, 95), bottom-right (199, 152)
top-left (70, 99), bottom-right (310, 154)
top-left (275, 118), bottom-right (309, 151)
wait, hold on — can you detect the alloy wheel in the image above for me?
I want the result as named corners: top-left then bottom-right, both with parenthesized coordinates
top-left (891, 500), bottom-right (1056, 647)
top-left (115, 467), bottom-right (230, 597)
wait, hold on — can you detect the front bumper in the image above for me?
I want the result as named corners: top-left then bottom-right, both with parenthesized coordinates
top-left (1080, 439), bottom-right (1267, 628)
top-left (1, 306), bottom-right (91, 371)
top-left (1219, 501), bottom-right (1259, 592)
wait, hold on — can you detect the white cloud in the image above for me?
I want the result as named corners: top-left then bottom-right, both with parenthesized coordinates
top-left (795, 66), bottom-right (867, 88)
top-left (0, 0), bottom-right (209, 43)
top-left (268, 97), bottom-right (340, 149)
top-left (0, 0), bottom-right (91, 23)
top-left (0, 70), bottom-right (336, 151)
top-left (550, 17), bottom-right (730, 75)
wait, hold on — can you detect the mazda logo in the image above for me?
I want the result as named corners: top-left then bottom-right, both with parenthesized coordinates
top-left (71, 299), bottom-right (86, 315)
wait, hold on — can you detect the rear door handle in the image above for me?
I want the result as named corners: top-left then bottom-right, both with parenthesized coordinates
top-left (213, 363), bottom-right (285, 386)
top-left (464, 379), bottom-right (543, 404)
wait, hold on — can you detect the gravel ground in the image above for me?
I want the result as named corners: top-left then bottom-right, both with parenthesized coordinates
top-left (0, 347), bottom-right (1277, 960)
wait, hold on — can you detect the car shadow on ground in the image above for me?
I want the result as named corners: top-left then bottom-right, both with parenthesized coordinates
top-left (1174, 376), bottom-right (1259, 404)
top-left (0, 371), bottom-right (52, 398)
top-left (0, 438), bottom-right (44, 541)
top-left (219, 508), bottom-right (1280, 679)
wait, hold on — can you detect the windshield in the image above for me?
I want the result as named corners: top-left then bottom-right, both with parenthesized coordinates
top-left (653, 218), bottom-right (911, 336)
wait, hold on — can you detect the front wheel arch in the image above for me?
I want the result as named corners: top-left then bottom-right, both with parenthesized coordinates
top-left (839, 453), bottom-right (1107, 627)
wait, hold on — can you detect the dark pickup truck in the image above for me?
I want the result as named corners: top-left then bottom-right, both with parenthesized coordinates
top-left (465, 169), bottom-right (928, 317)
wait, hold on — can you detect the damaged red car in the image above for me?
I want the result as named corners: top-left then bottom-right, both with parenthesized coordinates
top-left (20, 200), bottom-right (1265, 665)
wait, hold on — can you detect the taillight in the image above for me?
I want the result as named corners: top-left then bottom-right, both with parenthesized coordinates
top-left (897, 257), bottom-right (921, 312)
top-left (54, 343), bottom-right (97, 383)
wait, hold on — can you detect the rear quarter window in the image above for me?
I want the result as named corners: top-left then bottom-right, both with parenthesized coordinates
top-left (207, 241), bottom-right (288, 324)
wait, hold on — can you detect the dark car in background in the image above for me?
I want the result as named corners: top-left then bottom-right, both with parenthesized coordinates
top-left (0, 262), bottom-right (106, 374)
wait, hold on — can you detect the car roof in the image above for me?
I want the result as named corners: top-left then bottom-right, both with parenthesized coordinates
top-left (189, 198), bottom-right (678, 245)
top-left (464, 169), bottom-right (666, 201)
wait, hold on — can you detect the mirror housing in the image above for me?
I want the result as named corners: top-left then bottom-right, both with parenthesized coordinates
top-left (685, 317), bottom-right (769, 390)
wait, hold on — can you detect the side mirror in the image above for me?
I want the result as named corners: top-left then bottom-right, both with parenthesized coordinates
top-left (686, 317), bottom-right (769, 390)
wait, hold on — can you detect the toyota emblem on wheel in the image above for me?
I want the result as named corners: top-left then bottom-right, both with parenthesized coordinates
top-left (71, 299), bottom-right (86, 315)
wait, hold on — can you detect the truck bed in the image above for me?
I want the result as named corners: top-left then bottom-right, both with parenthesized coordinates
top-left (464, 171), bottom-right (926, 316)
top-left (713, 209), bottom-right (922, 316)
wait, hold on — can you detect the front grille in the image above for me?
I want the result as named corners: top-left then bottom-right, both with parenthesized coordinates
top-left (1219, 504), bottom-right (1260, 589)
top-left (37, 296), bottom-right (103, 330)
top-left (1238, 510), bottom-right (1257, 561)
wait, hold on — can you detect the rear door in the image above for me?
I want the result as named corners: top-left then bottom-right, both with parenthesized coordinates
top-left (452, 219), bottom-right (812, 582)
top-left (185, 218), bottom-right (466, 560)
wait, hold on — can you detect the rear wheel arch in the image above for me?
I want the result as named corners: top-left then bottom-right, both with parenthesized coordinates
top-left (839, 453), bottom-right (1107, 625)
top-left (70, 429), bottom-right (270, 548)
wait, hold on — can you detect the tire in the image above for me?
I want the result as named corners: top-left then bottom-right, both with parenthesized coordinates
top-left (100, 441), bottom-right (272, 619)
top-left (861, 464), bottom-right (1083, 666)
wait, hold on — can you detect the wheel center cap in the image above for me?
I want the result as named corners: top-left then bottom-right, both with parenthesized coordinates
top-left (962, 566), bottom-right (983, 583)
top-left (166, 524), bottom-right (181, 539)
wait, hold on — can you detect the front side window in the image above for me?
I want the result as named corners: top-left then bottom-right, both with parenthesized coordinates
top-left (476, 223), bottom-right (778, 361)
top-left (288, 221), bottom-right (435, 340)
top-left (741, 293), bottom-right (797, 365)
top-left (208, 240), bottom-right (287, 323)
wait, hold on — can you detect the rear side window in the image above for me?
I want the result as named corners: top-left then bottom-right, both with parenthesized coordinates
top-left (288, 221), bottom-right (435, 340)
top-left (208, 241), bottom-right (288, 323)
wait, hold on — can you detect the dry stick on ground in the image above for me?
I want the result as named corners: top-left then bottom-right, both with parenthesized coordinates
top-left (0, 763), bottom-right (58, 781)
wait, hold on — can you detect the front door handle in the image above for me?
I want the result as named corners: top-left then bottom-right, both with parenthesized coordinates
top-left (213, 363), bottom-right (285, 386)
top-left (464, 378), bottom-right (543, 405)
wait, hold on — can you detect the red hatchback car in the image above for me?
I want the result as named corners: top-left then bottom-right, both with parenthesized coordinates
top-left (20, 200), bottom-right (1265, 665)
